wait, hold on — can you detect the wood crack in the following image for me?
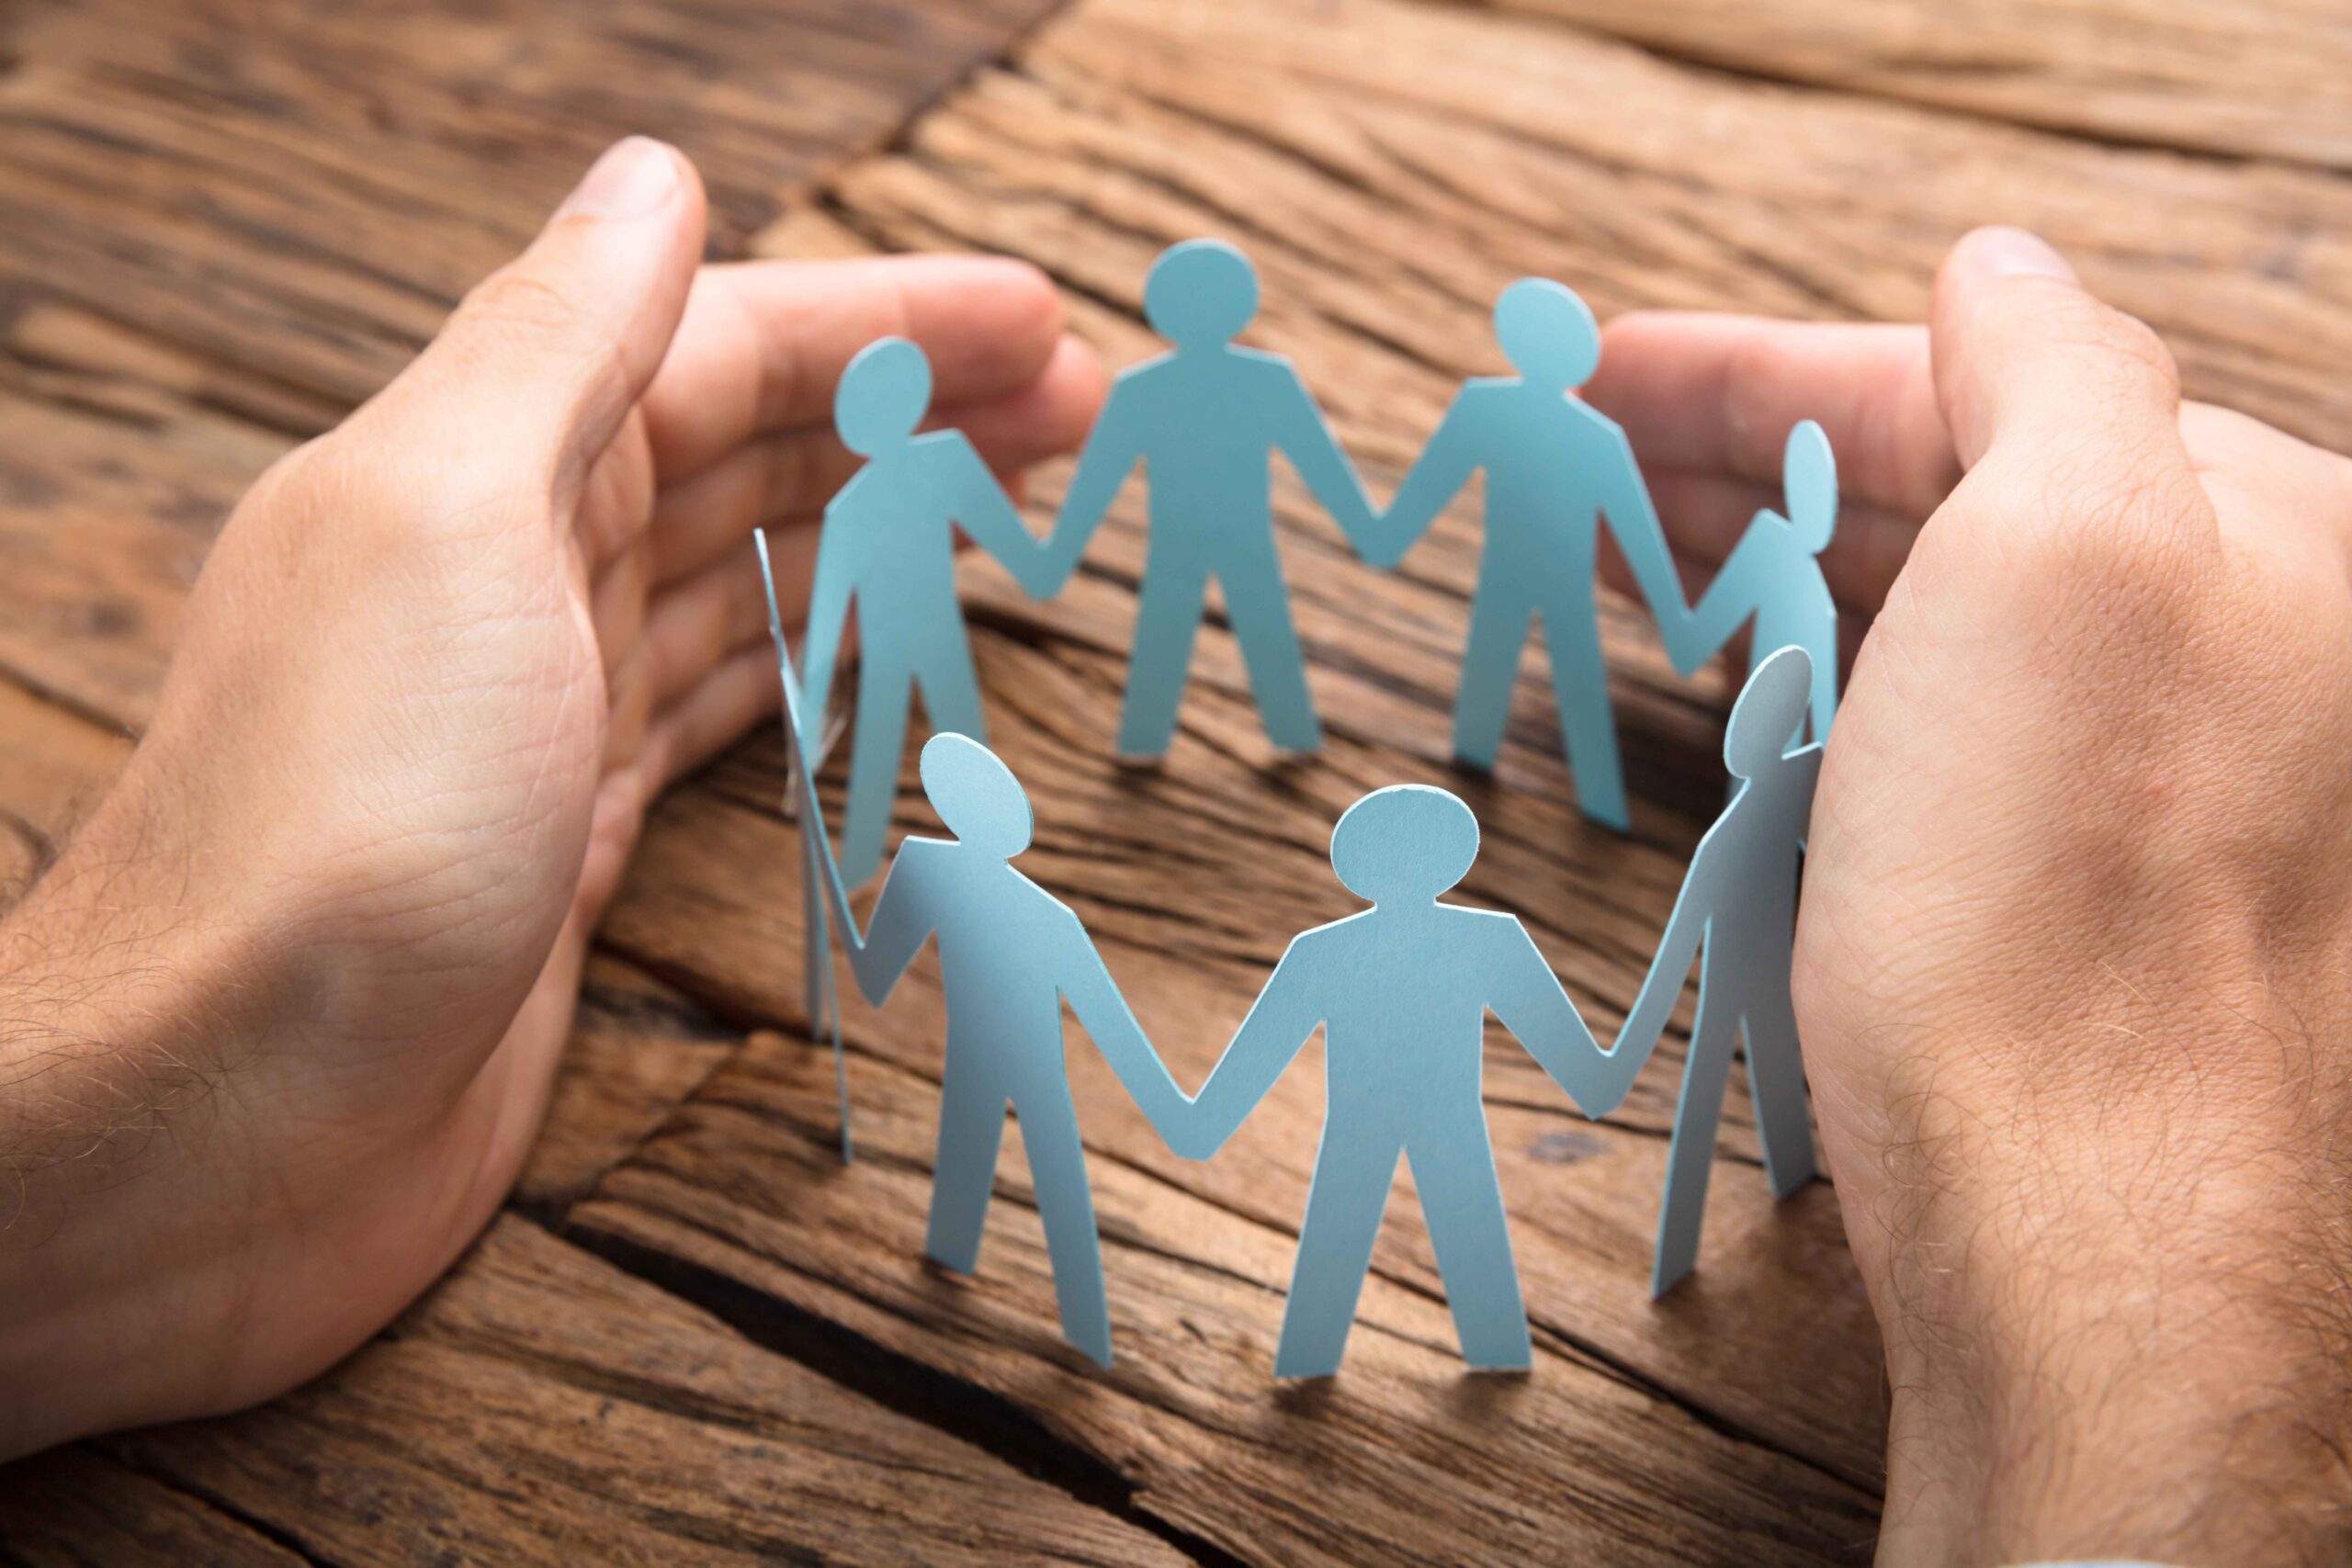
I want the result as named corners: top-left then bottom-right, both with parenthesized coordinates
top-left (562, 1217), bottom-right (1249, 1568)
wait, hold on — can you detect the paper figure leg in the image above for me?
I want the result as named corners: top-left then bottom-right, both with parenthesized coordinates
top-left (1274, 1143), bottom-right (1400, 1378)
top-left (1741, 979), bottom-right (1817, 1201)
top-left (1409, 1142), bottom-right (1532, 1371)
top-left (914, 628), bottom-right (988, 745)
top-left (1451, 591), bottom-right (1535, 773)
top-left (1652, 942), bottom-right (1736, 1298)
top-left (1013, 1089), bottom-right (1114, 1368)
top-left (1115, 562), bottom-right (1209, 758)
top-left (842, 662), bottom-right (913, 886)
top-left (1217, 558), bottom-right (1322, 753)
top-left (1542, 597), bottom-right (1629, 831)
top-left (926, 1061), bottom-right (1007, 1276)
top-left (1806, 633), bottom-right (1838, 745)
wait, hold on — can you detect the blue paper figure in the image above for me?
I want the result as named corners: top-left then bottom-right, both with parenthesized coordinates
top-left (758, 531), bottom-right (854, 1163)
top-left (763, 565), bottom-right (1189, 1366)
top-left (1159, 784), bottom-right (1649, 1378)
top-left (1615, 645), bottom-right (1823, 1297)
top-left (1679, 421), bottom-right (1840, 744)
top-left (1364, 278), bottom-right (1693, 829)
top-left (800, 336), bottom-right (1062, 886)
top-left (1039, 239), bottom-right (1378, 759)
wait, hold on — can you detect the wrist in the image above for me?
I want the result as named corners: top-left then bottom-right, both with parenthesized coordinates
top-left (1861, 1032), bottom-right (2352, 1566)
top-left (0, 757), bottom-right (302, 1455)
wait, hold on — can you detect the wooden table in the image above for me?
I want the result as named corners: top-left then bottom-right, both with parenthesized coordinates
top-left (2, 2), bottom-right (2346, 1561)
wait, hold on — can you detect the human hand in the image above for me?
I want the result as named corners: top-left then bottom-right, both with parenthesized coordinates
top-left (1590, 228), bottom-right (2352, 1563)
top-left (0, 137), bottom-right (1102, 1459)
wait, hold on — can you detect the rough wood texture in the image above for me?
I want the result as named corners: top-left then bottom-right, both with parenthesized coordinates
top-left (4, 0), bottom-right (2349, 1559)
top-left (1460, 0), bottom-right (2352, 170)
top-left (75, 1216), bottom-right (1188, 1566)
top-left (0, 0), bottom-right (1065, 428)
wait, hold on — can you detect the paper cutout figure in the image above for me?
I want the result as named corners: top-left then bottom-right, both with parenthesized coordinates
top-left (1039, 239), bottom-right (1378, 759)
top-left (799, 336), bottom-right (1062, 886)
top-left (1364, 278), bottom-right (1691, 830)
top-left (758, 531), bottom-right (853, 1162)
top-left (1679, 421), bottom-right (1840, 744)
top-left (1157, 784), bottom-right (1647, 1378)
top-left (763, 559), bottom-right (1189, 1366)
top-left (1614, 645), bottom-right (1822, 1297)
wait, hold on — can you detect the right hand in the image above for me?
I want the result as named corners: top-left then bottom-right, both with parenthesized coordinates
top-left (1589, 226), bottom-right (2352, 1565)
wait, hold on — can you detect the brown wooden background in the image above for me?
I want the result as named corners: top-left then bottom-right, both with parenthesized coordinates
top-left (1, 1), bottom-right (2347, 1562)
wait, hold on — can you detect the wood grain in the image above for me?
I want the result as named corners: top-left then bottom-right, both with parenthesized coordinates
top-left (4, 0), bottom-right (2347, 1558)
top-left (1456, 0), bottom-right (2352, 171)
top-left (573, 1030), bottom-right (1880, 1567)
top-left (0, 0), bottom-right (1066, 428)
top-left (827, 0), bottom-right (2352, 457)
top-left (79, 1216), bottom-right (1186, 1565)
top-left (582, 1), bottom-right (2349, 1551)
top-left (0, 1446), bottom-right (311, 1567)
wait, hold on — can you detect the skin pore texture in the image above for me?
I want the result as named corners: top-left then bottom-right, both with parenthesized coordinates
top-left (1, 130), bottom-right (2347, 1562)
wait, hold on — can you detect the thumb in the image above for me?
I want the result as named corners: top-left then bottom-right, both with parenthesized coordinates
top-left (394, 136), bottom-right (707, 501)
top-left (1931, 226), bottom-right (2184, 476)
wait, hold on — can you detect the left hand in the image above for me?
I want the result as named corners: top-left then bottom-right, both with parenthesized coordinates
top-left (0, 136), bottom-right (1102, 1458)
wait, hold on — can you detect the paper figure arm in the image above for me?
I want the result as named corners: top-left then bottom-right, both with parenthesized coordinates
top-left (1791, 746), bottom-right (1824, 852)
top-left (1173, 940), bottom-right (1323, 1159)
top-left (1055, 912), bottom-right (1193, 1145)
top-left (1270, 363), bottom-right (1379, 557)
top-left (1594, 420), bottom-right (1698, 672)
top-left (1365, 389), bottom-right (1477, 569)
top-left (946, 436), bottom-right (1057, 599)
top-left (795, 815), bottom-right (936, 1006)
top-left (799, 500), bottom-right (857, 731)
top-left (1486, 919), bottom-right (1652, 1118)
top-left (1039, 386), bottom-right (1147, 592)
top-left (1679, 524), bottom-right (1771, 673)
top-left (757, 528), bottom-right (934, 1006)
top-left (1611, 865), bottom-right (1708, 1103)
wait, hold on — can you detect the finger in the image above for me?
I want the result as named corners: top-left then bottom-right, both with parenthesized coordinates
top-left (1931, 227), bottom-right (2186, 475)
top-left (646, 332), bottom-right (1105, 587)
top-left (390, 138), bottom-right (707, 502)
top-left (641, 254), bottom-right (1073, 481)
top-left (1644, 466), bottom-right (1923, 616)
top-left (1588, 314), bottom-right (1958, 523)
top-left (640, 529), bottom-right (814, 714)
top-left (642, 641), bottom-right (785, 793)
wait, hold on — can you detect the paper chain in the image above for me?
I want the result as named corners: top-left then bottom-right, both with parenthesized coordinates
top-left (757, 236), bottom-right (1839, 1374)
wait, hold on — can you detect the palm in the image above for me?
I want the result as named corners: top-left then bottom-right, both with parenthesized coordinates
top-left (438, 254), bottom-right (1106, 1213)
top-left (136, 223), bottom-right (1102, 1420)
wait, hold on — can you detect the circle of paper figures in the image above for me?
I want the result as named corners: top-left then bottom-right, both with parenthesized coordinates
top-left (755, 236), bottom-right (1843, 1376)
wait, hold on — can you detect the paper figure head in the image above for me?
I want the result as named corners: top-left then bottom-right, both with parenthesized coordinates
top-left (1725, 646), bottom-right (1814, 779)
top-left (1495, 277), bottom-right (1600, 392)
top-left (1330, 784), bottom-right (1481, 905)
top-left (920, 732), bottom-right (1034, 859)
top-left (1783, 419), bottom-right (1837, 553)
top-left (836, 336), bottom-right (933, 456)
top-left (1144, 239), bottom-right (1259, 348)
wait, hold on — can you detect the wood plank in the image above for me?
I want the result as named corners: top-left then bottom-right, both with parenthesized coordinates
top-left (586, 0), bottom-right (2352, 1538)
top-left (571, 1028), bottom-right (1878, 1566)
top-left (0, 1446), bottom-right (311, 1567)
top-left (1453, 0), bottom-right (2352, 171)
top-left (815, 0), bottom-right (2352, 458)
top-left (600, 616), bottom-right (1886, 1490)
top-left (0, 331), bottom-right (277, 728)
top-left (0, 674), bottom-right (131, 901)
top-left (517, 955), bottom-right (741, 1216)
top-left (81, 1215), bottom-right (1185, 1566)
top-left (0, 0), bottom-right (1067, 426)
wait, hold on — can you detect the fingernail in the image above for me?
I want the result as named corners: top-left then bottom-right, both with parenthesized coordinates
top-left (556, 137), bottom-right (679, 221)
top-left (1971, 225), bottom-right (2076, 283)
